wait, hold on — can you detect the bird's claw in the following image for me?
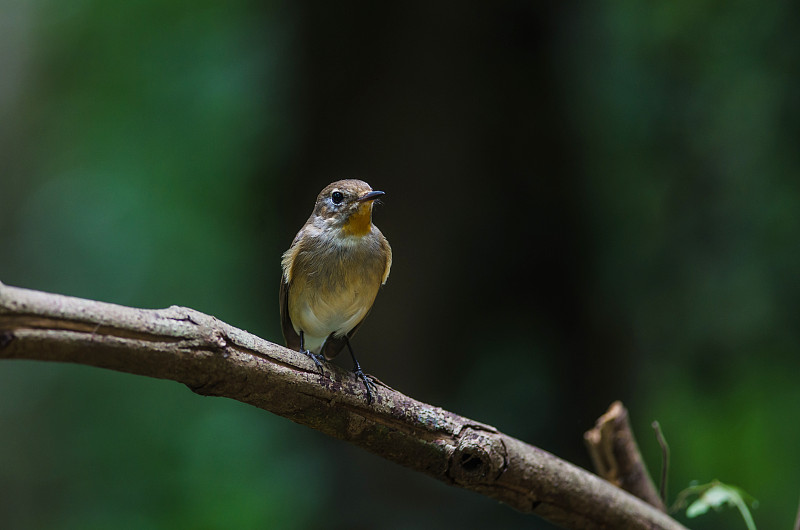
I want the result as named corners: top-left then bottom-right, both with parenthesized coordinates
top-left (301, 350), bottom-right (325, 374)
top-left (354, 369), bottom-right (377, 404)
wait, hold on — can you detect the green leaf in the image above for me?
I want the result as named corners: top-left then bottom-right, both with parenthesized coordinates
top-left (686, 484), bottom-right (734, 517)
top-left (676, 481), bottom-right (758, 530)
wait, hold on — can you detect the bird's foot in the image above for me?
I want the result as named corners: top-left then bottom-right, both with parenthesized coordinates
top-left (353, 369), bottom-right (377, 404)
top-left (301, 350), bottom-right (325, 374)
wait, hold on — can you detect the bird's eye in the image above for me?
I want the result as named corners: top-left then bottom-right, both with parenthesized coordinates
top-left (331, 191), bottom-right (344, 204)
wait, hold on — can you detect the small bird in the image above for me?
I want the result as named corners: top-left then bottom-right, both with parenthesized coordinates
top-left (280, 179), bottom-right (392, 403)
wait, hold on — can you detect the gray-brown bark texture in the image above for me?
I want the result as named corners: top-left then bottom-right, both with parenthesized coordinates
top-left (0, 281), bottom-right (686, 530)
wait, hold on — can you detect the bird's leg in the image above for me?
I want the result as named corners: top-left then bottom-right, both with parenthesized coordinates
top-left (299, 331), bottom-right (325, 374)
top-left (345, 338), bottom-right (377, 404)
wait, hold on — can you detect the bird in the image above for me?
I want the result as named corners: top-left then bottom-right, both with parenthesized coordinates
top-left (280, 179), bottom-right (392, 403)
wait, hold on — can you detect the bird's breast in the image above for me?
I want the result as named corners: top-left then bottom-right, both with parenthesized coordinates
top-left (287, 232), bottom-right (386, 351)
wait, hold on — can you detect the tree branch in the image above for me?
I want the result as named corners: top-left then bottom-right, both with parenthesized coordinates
top-left (0, 282), bottom-right (686, 530)
top-left (584, 401), bottom-right (666, 511)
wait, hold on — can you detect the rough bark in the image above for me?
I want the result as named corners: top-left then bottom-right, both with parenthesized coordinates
top-left (0, 282), bottom-right (686, 530)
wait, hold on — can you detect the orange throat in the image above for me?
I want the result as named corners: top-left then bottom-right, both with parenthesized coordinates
top-left (341, 204), bottom-right (373, 237)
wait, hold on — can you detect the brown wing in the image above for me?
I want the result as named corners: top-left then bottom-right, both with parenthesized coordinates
top-left (279, 276), bottom-right (301, 351)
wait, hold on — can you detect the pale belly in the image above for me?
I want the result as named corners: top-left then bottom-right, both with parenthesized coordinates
top-left (289, 282), bottom-right (380, 354)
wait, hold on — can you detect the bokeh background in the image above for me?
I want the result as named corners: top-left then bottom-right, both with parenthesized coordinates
top-left (2, 1), bottom-right (799, 529)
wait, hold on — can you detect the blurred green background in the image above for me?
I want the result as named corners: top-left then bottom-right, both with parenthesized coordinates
top-left (2, 1), bottom-right (799, 529)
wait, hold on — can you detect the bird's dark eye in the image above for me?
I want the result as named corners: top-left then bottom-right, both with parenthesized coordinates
top-left (331, 191), bottom-right (344, 204)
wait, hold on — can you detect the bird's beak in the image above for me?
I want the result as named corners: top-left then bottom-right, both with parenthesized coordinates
top-left (357, 190), bottom-right (385, 202)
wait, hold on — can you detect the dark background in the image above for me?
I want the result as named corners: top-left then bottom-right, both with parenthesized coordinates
top-left (2, 1), bottom-right (799, 529)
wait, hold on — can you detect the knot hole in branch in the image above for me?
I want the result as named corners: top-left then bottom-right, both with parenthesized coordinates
top-left (448, 428), bottom-right (507, 484)
top-left (460, 451), bottom-right (482, 472)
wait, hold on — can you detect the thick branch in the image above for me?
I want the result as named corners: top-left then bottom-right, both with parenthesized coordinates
top-left (0, 282), bottom-right (685, 530)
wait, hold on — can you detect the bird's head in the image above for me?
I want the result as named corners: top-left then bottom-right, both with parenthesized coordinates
top-left (313, 179), bottom-right (385, 237)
